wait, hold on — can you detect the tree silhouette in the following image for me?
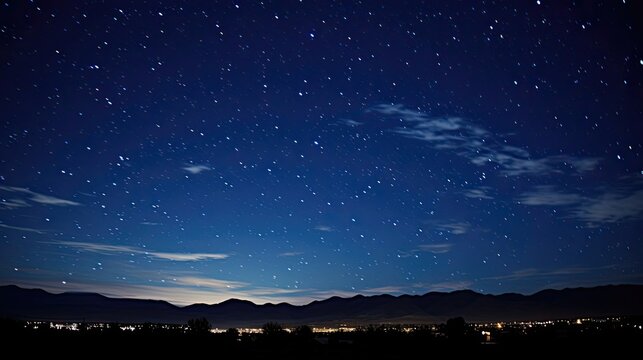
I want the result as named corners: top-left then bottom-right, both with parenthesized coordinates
top-left (446, 317), bottom-right (466, 340)
top-left (262, 322), bottom-right (285, 337)
top-left (293, 325), bottom-right (314, 344)
top-left (187, 317), bottom-right (211, 335)
top-left (225, 327), bottom-right (239, 341)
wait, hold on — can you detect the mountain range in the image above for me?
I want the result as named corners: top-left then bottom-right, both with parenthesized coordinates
top-left (1, 284), bottom-right (642, 327)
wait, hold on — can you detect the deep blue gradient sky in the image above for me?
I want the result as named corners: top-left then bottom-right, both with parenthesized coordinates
top-left (1, 1), bottom-right (642, 305)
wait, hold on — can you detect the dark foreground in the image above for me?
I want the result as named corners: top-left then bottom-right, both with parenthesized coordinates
top-left (2, 317), bottom-right (642, 358)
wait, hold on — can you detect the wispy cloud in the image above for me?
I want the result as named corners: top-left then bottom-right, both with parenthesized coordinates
top-left (421, 280), bottom-right (473, 292)
top-left (518, 183), bottom-right (643, 226)
top-left (369, 104), bottom-right (600, 176)
top-left (29, 193), bottom-right (81, 206)
top-left (338, 119), bottom-right (364, 127)
top-left (174, 276), bottom-right (248, 289)
top-left (0, 198), bottom-right (30, 209)
top-left (279, 251), bottom-right (304, 257)
top-left (304, 289), bottom-right (366, 299)
top-left (418, 243), bottom-right (454, 254)
top-left (51, 241), bottom-right (229, 261)
top-left (398, 243), bottom-right (454, 258)
top-left (151, 252), bottom-right (229, 261)
top-left (0, 186), bottom-right (81, 207)
top-left (163, 275), bottom-right (309, 304)
top-left (308, 285), bottom-right (438, 298)
top-left (362, 286), bottom-right (407, 295)
top-left (140, 222), bottom-right (161, 226)
top-left (484, 265), bottom-right (617, 282)
top-left (368, 103), bottom-right (432, 122)
top-left (530, 273), bottom-right (643, 291)
top-left (571, 189), bottom-right (643, 225)
top-left (0, 223), bottom-right (46, 234)
top-left (518, 185), bottom-right (583, 206)
top-left (314, 225), bottom-right (334, 232)
top-left (182, 164), bottom-right (211, 174)
top-left (463, 187), bottom-right (494, 200)
top-left (436, 222), bottom-right (470, 235)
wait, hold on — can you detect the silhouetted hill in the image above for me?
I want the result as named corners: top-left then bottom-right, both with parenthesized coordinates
top-left (1, 284), bottom-right (642, 327)
top-left (0, 285), bottom-right (183, 323)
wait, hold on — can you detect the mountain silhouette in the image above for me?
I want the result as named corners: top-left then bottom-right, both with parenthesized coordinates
top-left (1, 284), bottom-right (642, 327)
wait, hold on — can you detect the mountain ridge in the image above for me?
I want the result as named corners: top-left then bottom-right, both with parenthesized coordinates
top-left (1, 284), bottom-right (642, 327)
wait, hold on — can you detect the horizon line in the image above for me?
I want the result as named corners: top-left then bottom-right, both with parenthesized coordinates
top-left (1, 282), bottom-right (639, 308)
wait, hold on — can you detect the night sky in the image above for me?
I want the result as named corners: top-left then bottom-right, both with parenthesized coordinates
top-left (1, 1), bottom-right (642, 305)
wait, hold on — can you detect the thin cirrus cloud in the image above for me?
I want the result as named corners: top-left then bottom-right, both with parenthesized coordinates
top-left (0, 198), bottom-right (30, 209)
top-left (338, 118), bottom-right (364, 127)
top-left (174, 276), bottom-right (248, 290)
top-left (436, 222), bottom-right (470, 235)
top-left (51, 241), bottom-right (229, 261)
top-left (278, 251), bottom-right (304, 257)
top-left (463, 187), bottom-right (494, 200)
top-left (518, 184), bottom-right (643, 226)
top-left (518, 186), bottom-right (584, 206)
top-left (169, 275), bottom-right (312, 304)
top-left (397, 243), bottom-right (454, 258)
top-left (420, 280), bottom-right (473, 292)
top-left (369, 104), bottom-right (600, 176)
top-left (418, 243), bottom-right (454, 254)
top-left (483, 265), bottom-right (617, 282)
top-left (314, 225), bottom-right (334, 232)
top-left (0, 186), bottom-right (81, 207)
top-left (0, 223), bottom-right (46, 234)
top-left (361, 286), bottom-right (407, 295)
top-left (182, 164), bottom-right (211, 174)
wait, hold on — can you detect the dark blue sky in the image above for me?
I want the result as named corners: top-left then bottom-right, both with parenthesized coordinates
top-left (1, 1), bottom-right (642, 305)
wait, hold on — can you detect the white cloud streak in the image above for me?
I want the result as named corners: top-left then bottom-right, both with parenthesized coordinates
top-left (422, 280), bottom-right (474, 292)
top-left (51, 241), bottom-right (229, 261)
top-left (398, 243), bottom-right (454, 258)
top-left (0, 186), bottom-right (81, 207)
top-left (369, 104), bottom-right (600, 176)
top-left (436, 222), bottom-right (470, 235)
top-left (519, 186), bottom-right (584, 206)
top-left (463, 187), bottom-right (494, 200)
top-left (361, 286), bottom-right (407, 295)
top-left (484, 265), bottom-right (617, 281)
top-left (151, 252), bottom-right (229, 261)
top-left (570, 189), bottom-right (643, 224)
top-left (0, 198), bottom-right (30, 209)
top-left (174, 276), bottom-right (248, 289)
top-left (182, 164), bottom-right (211, 174)
top-left (418, 243), bottom-right (453, 254)
top-left (519, 183), bottom-right (643, 226)
top-left (278, 251), bottom-right (304, 257)
top-left (0, 223), bottom-right (46, 234)
top-left (314, 225), bottom-right (334, 232)
top-left (338, 118), bottom-right (364, 127)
